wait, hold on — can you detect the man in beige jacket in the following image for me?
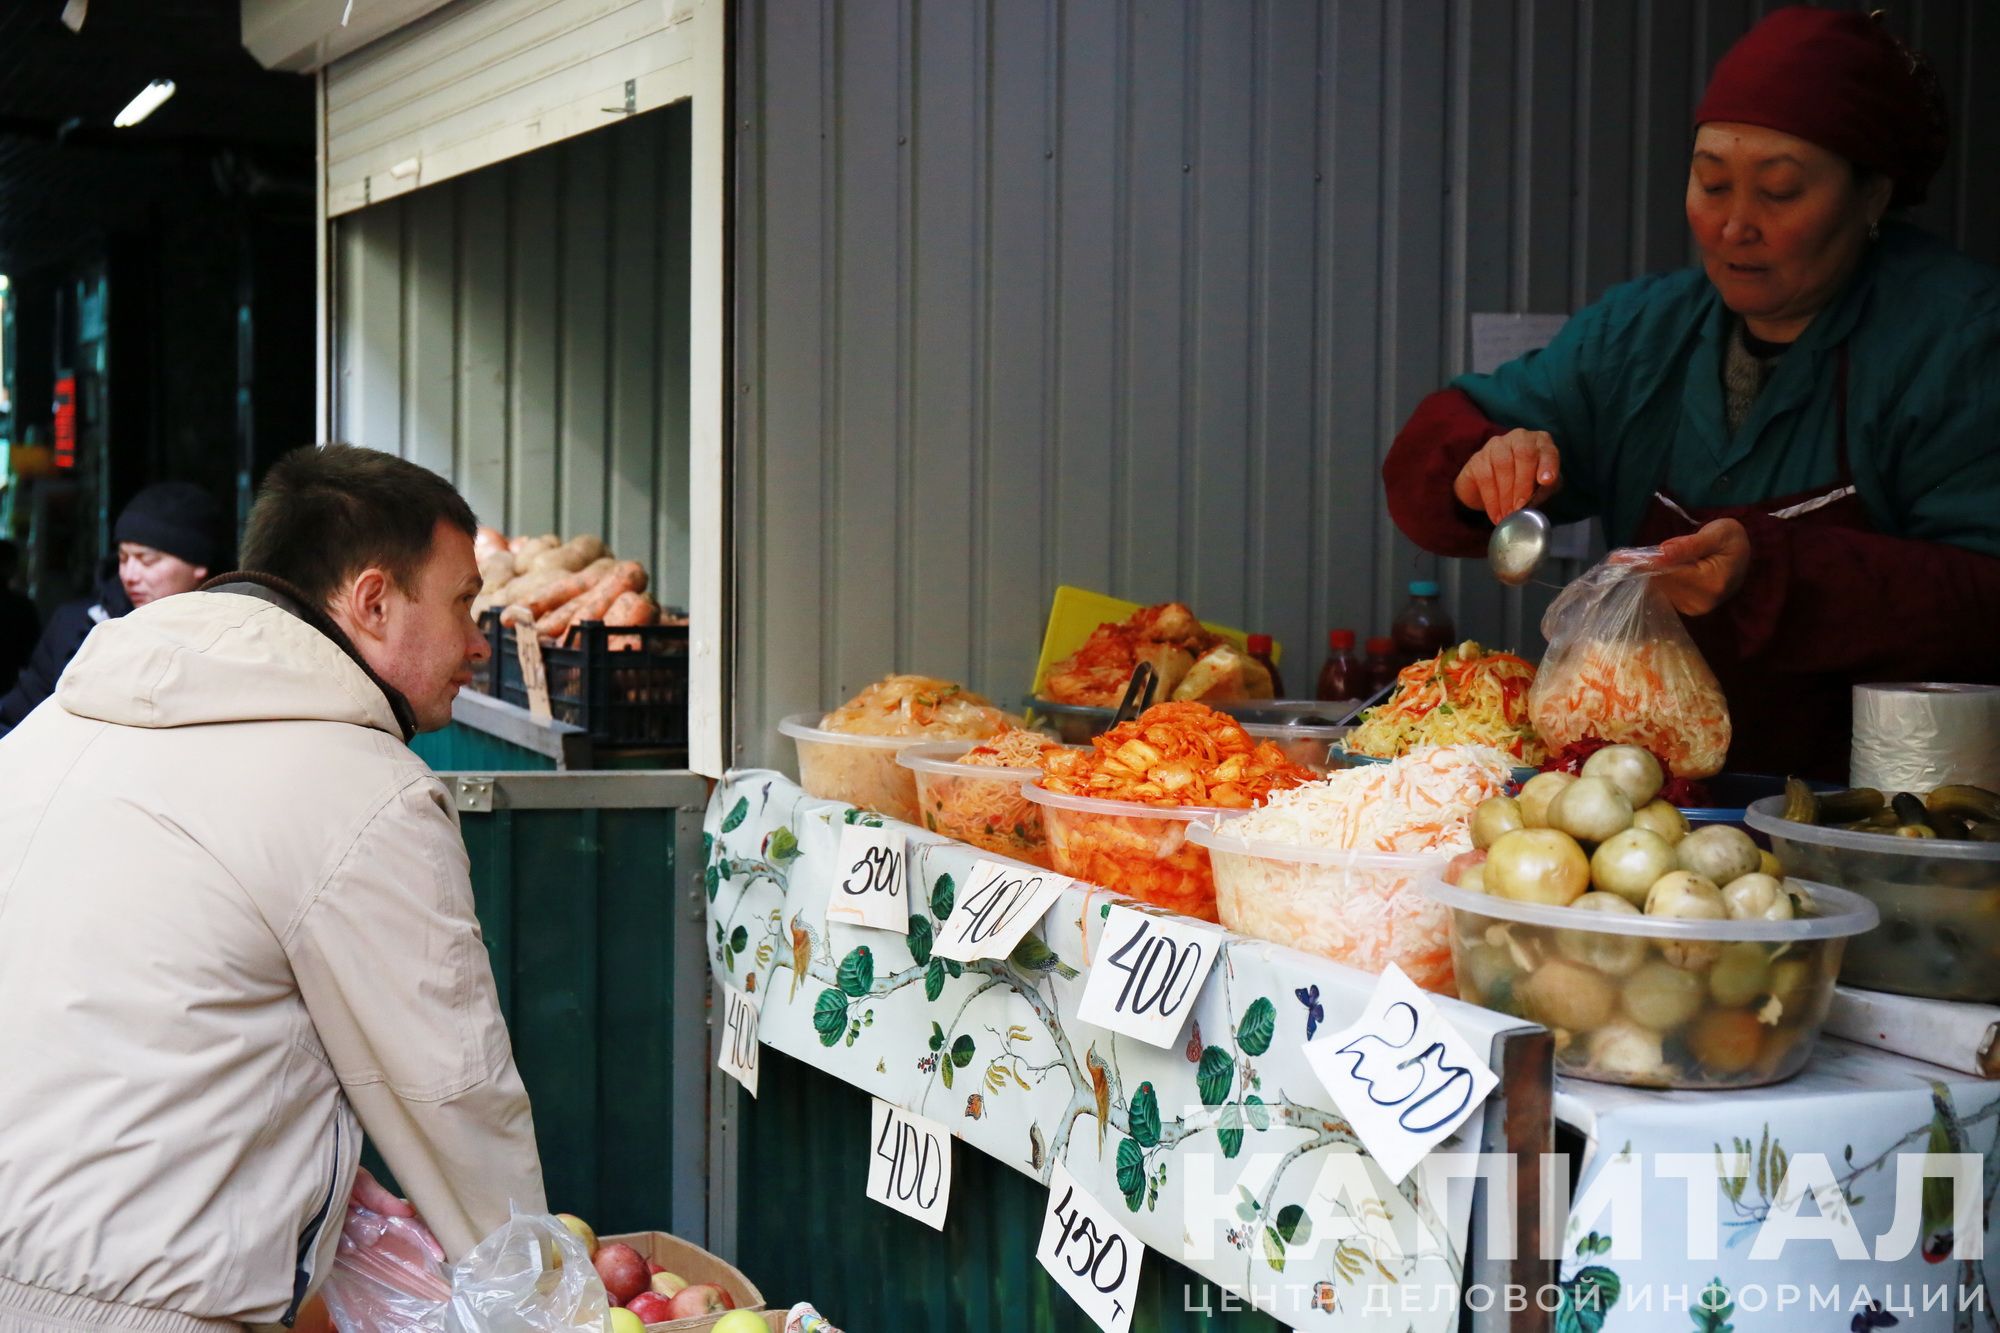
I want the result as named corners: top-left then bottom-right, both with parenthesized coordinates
top-left (0, 446), bottom-right (544, 1332)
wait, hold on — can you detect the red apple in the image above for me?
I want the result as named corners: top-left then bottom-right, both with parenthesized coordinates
top-left (593, 1243), bottom-right (651, 1306)
top-left (624, 1292), bottom-right (675, 1325)
top-left (664, 1284), bottom-right (734, 1318)
top-left (645, 1260), bottom-right (663, 1276)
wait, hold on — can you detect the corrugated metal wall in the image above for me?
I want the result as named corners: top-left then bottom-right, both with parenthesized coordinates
top-left (732, 0), bottom-right (2000, 767)
top-left (331, 103), bottom-right (694, 609)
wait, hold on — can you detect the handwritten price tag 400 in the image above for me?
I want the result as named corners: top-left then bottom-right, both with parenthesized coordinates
top-left (826, 822), bottom-right (909, 932)
top-left (929, 859), bottom-right (1073, 963)
top-left (865, 1099), bottom-right (952, 1230)
top-left (717, 983), bottom-right (761, 1098)
top-left (1075, 904), bottom-right (1221, 1049)
top-left (1302, 964), bottom-right (1498, 1184)
top-left (1036, 1162), bottom-right (1143, 1333)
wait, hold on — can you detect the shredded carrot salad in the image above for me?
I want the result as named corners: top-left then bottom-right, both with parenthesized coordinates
top-left (1346, 645), bottom-right (1544, 764)
top-left (960, 727), bottom-right (1062, 770)
top-left (916, 727), bottom-right (1062, 867)
top-left (1530, 641), bottom-right (1731, 779)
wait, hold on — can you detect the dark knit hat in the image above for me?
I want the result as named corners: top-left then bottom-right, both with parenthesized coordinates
top-left (114, 482), bottom-right (230, 571)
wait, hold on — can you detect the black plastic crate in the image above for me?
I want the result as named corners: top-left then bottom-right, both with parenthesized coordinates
top-left (497, 618), bottom-right (690, 748)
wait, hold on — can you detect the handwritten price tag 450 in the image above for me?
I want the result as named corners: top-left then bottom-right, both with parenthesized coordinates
top-left (929, 859), bottom-right (1073, 964)
top-left (865, 1099), bottom-right (952, 1230)
top-left (717, 983), bottom-right (761, 1098)
top-left (1075, 905), bottom-right (1221, 1048)
top-left (827, 822), bottom-right (909, 932)
top-left (1302, 964), bottom-right (1498, 1184)
top-left (1037, 1162), bottom-right (1143, 1333)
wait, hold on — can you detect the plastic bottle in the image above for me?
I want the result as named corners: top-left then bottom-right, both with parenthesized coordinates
top-left (1364, 636), bottom-right (1401, 695)
top-left (1315, 629), bottom-right (1362, 703)
top-left (1390, 580), bottom-right (1456, 670)
top-left (1246, 633), bottom-right (1285, 698)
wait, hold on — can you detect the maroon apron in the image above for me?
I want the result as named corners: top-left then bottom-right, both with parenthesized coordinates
top-left (1631, 350), bottom-right (1867, 781)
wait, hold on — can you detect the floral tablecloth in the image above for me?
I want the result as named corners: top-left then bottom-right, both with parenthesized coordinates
top-left (1553, 1044), bottom-right (2000, 1332)
top-left (705, 772), bottom-right (1531, 1330)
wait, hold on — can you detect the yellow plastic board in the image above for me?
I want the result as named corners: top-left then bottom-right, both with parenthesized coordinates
top-left (1028, 585), bottom-right (1280, 697)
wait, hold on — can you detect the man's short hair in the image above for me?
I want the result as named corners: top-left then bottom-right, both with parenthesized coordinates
top-left (240, 445), bottom-right (478, 609)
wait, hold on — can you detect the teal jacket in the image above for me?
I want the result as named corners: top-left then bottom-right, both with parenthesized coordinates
top-left (1452, 222), bottom-right (2000, 555)
top-left (1383, 223), bottom-right (2000, 778)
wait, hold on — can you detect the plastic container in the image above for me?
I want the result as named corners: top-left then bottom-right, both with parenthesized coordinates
top-left (1189, 820), bottom-right (1455, 992)
top-left (1390, 581), bottom-right (1455, 672)
top-left (1238, 719), bottom-right (1356, 775)
top-left (778, 713), bottom-right (933, 823)
top-left (1422, 875), bottom-right (1878, 1088)
top-left (1316, 628), bottom-right (1363, 704)
top-left (1745, 795), bottom-right (2000, 1001)
top-left (1023, 696), bottom-right (1115, 745)
top-left (1246, 633), bottom-right (1285, 697)
top-left (1021, 784), bottom-right (1228, 921)
top-left (1364, 637), bottom-right (1400, 694)
top-left (898, 740), bottom-right (1056, 868)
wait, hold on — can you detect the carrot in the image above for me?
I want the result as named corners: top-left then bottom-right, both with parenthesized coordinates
top-left (537, 560), bottom-right (646, 640)
top-left (604, 591), bottom-right (659, 650)
top-left (523, 558), bottom-right (615, 617)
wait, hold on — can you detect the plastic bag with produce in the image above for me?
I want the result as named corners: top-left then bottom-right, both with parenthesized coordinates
top-left (323, 1208), bottom-right (608, 1333)
top-left (1529, 549), bottom-right (1732, 779)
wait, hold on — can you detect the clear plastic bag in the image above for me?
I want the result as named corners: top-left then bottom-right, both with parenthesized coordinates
top-left (323, 1207), bottom-right (609, 1333)
top-left (1528, 548), bottom-right (1733, 778)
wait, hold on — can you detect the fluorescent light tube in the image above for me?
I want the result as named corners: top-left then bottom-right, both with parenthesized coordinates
top-left (113, 79), bottom-right (176, 128)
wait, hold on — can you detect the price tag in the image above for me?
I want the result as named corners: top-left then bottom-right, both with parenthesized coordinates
top-left (717, 983), bottom-right (761, 1098)
top-left (512, 623), bottom-right (552, 722)
top-left (1075, 904), bottom-right (1220, 1048)
top-left (930, 859), bottom-right (1073, 963)
top-left (865, 1098), bottom-right (953, 1230)
top-left (1036, 1162), bottom-right (1142, 1333)
top-left (826, 823), bottom-right (909, 931)
top-left (1302, 964), bottom-right (1498, 1184)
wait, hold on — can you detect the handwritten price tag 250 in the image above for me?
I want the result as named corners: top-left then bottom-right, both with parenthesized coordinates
top-left (866, 1099), bottom-right (952, 1230)
top-left (716, 983), bottom-right (760, 1098)
top-left (1302, 964), bottom-right (1498, 1184)
top-left (827, 822), bottom-right (908, 931)
top-left (1075, 905), bottom-right (1220, 1048)
top-left (1036, 1162), bottom-right (1142, 1333)
top-left (929, 859), bottom-right (1072, 963)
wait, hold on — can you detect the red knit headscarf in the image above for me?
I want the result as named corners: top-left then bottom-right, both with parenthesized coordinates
top-left (1694, 6), bottom-right (1949, 207)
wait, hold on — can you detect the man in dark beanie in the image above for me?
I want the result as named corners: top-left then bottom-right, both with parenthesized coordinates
top-left (0, 480), bottom-right (230, 735)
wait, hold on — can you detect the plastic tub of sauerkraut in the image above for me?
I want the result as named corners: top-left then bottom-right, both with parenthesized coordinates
top-left (899, 741), bottom-right (1057, 868)
top-left (1021, 784), bottom-right (1227, 921)
top-left (1423, 874), bottom-right (1876, 1088)
top-left (1189, 820), bottom-right (1454, 991)
top-left (779, 714), bottom-right (932, 823)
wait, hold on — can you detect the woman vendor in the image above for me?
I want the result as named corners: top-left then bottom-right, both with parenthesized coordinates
top-left (1383, 6), bottom-right (2000, 781)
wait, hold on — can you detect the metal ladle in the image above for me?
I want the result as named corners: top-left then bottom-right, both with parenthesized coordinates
top-left (1488, 507), bottom-right (1552, 587)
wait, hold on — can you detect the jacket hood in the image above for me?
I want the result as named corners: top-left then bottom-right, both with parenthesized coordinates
top-left (56, 588), bottom-right (406, 737)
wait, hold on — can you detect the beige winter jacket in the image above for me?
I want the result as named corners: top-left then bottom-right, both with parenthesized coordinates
top-left (0, 587), bottom-right (544, 1333)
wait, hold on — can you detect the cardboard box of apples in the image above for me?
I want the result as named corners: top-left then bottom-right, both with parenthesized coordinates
top-left (557, 1213), bottom-right (767, 1333)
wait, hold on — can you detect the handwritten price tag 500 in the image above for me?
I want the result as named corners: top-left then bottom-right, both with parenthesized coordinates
top-left (1302, 964), bottom-right (1498, 1184)
top-left (1075, 905), bottom-right (1221, 1048)
top-left (865, 1099), bottom-right (953, 1230)
top-left (717, 983), bottom-right (761, 1098)
top-left (1036, 1162), bottom-right (1142, 1333)
top-left (827, 822), bottom-right (909, 932)
top-left (929, 859), bottom-right (1073, 964)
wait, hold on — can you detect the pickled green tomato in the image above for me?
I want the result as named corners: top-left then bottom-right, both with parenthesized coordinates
top-left (1644, 871), bottom-right (1727, 969)
top-left (1588, 1020), bottom-right (1668, 1081)
top-left (1631, 800), bottom-right (1691, 846)
top-left (1621, 960), bottom-right (1705, 1030)
top-left (1707, 941), bottom-right (1773, 1007)
top-left (1472, 796), bottom-right (1525, 851)
top-left (1721, 873), bottom-right (1794, 922)
top-left (1524, 958), bottom-right (1618, 1031)
top-left (1485, 828), bottom-right (1591, 906)
top-left (1555, 892), bottom-right (1648, 977)
top-left (1580, 745), bottom-right (1666, 808)
top-left (1590, 829), bottom-right (1679, 906)
top-left (1549, 777), bottom-right (1636, 845)
top-left (1677, 826), bottom-right (1761, 886)
top-left (1516, 772), bottom-right (1576, 829)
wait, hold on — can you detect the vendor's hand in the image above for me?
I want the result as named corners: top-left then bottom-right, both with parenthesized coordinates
top-left (1650, 518), bottom-right (1752, 616)
top-left (351, 1166), bottom-right (416, 1219)
top-left (1452, 429), bottom-right (1563, 524)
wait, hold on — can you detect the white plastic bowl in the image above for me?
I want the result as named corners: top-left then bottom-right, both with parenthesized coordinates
top-left (777, 713), bottom-right (941, 823)
top-left (1021, 783), bottom-right (1230, 921)
top-left (897, 740), bottom-right (1057, 867)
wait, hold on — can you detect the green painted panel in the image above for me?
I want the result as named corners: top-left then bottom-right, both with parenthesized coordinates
top-left (738, 1050), bottom-right (1285, 1332)
top-left (409, 721), bottom-right (558, 772)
